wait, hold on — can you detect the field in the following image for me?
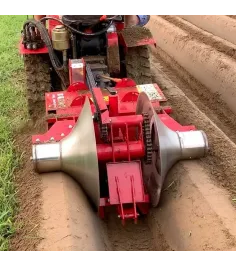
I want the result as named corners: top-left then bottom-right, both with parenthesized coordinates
top-left (2, 15), bottom-right (236, 251)
top-left (0, 15), bottom-right (28, 250)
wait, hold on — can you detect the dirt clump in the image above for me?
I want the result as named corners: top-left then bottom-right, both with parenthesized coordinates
top-left (121, 26), bottom-right (152, 47)
top-left (107, 44), bottom-right (120, 75)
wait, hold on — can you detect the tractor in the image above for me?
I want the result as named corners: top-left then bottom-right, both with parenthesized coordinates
top-left (20, 15), bottom-right (208, 223)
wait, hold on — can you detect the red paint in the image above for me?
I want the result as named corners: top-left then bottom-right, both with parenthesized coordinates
top-left (19, 42), bottom-right (48, 55)
top-left (27, 18), bottom-right (197, 222)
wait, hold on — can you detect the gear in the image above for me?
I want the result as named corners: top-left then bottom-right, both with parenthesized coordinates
top-left (100, 120), bottom-right (109, 143)
top-left (142, 112), bottom-right (152, 164)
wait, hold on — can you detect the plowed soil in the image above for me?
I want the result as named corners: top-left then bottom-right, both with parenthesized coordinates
top-left (11, 15), bottom-right (236, 251)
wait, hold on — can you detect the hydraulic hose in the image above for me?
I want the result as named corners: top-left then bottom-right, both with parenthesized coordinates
top-left (23, 20), bottom-right (68, 88)
top-left (40, 17), bottom-right (113, 37)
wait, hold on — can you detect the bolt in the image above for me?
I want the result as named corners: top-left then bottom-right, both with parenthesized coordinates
top-left (69, 125), bottom-right (73, 129)
top-left (61, 133), bottom-right (65, 137)
top-left (36, 138), bottom-right (40, 142)
top-left (50, 137), bottom-right (54, 141)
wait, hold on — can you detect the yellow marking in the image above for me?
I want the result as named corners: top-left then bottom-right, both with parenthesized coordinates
top-left (137, 87), bottom-right (142, 93)
top-left (90, 96), bottom-right (109, 102)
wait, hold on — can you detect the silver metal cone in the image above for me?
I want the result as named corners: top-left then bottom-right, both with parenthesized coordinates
top-left (60, 97), bottom-right (99, 209)
top-left (32, 97), bottom-right (100, 209)
top-left (136, 92), bottom-right (208, 207)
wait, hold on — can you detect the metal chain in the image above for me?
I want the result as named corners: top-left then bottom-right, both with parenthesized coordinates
top-left (142, 112), bottom-right (152, 164)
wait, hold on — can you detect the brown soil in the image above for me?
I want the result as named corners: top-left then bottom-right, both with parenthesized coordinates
top-left (161, 15), bottom-right (236, 60)
top-left (37, 172), bottom-right (106, 251)
top-left (10, 119), bottom-right (45, 250)
top-left (107, 44), bottom-right (120, 75)
top-left (179, 15), bottom-right (236, 46)
top-left (24, 54), bottom-right (51, 118)
top-left (151, 48), bottom-right (236, 144)
top-left (121, 26), bottom-right (153, 47)
top-left (228, 16), bottom-right (236, 19)
top-left (147, 16), bottom-right (236, 117)
top-left (102, 210), bottom-right (170, 251)
top-left (125, 45), bottom-right (152, 84)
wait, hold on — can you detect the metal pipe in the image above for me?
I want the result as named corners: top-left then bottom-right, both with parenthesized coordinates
top-left (32, 140), bottom-right (145, 173)
top-left (177, 130), bottom-right (208, 159)
top-left (97, 141), bottom-right (144, 161)
top-left (108, 115), bottom-right (143, 127)
top-left (32, 143), bottom-right (61, 173)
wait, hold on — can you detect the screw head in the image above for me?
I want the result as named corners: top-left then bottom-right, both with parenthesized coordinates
top-left (50, 137), bottom-right (54, 141)
top-left (61, 133), bottom-right (65, 137)
top-left (36, 138), bottom-right (40, 142)
top-left (69, 125), bottom-right (73, 129)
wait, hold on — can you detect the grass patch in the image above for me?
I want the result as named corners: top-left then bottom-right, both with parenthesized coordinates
top-left (0, 15), bottom-right (28, 250)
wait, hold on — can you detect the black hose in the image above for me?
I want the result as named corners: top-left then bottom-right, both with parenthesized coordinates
top-left (40, 16), bottom-right (113, 36)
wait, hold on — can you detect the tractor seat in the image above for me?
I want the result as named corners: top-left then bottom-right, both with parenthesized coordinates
top-left (62, 15), bottom-right (116, 27)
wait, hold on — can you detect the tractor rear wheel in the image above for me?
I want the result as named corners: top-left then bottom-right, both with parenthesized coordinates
top-left (125, 45), bottom-right (152, 85)
top-left (23, 54), bottom-right (51, 118)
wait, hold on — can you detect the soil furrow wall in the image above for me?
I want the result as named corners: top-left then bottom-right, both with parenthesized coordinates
top-left (147, 16), bottom-right (236, 116)
top-left (179, 15), bottom-right (236, 45)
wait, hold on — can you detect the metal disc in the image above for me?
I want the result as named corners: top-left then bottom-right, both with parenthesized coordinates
top-left (136, 92), bottom-right (163, 207)
top-left (61, 97), bottom-right (100, 210)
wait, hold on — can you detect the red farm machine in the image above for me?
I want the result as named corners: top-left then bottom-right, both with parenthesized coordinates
top-left (20, 15), bottom-right (208, 223)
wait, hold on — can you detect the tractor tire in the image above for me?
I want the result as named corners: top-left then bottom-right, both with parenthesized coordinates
top-left (23, 54), bottom-right (51, 118)
top-left (125, 45), bottom-right (152, 85)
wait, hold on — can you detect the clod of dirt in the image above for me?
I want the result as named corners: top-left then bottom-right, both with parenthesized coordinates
top-left (121, 27), bottom-right (153, 47)
top-left (125, 45), bottom-right (152, 84)
top-left (107, 44), bottom-right (120, 75)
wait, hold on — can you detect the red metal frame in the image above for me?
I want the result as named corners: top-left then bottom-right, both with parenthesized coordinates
top-left (32, 59), bottom-right (197, 222)
top-left (21, 16), bottom-right (193, 222)
top-left (19, 16), bottom-right (155, 56)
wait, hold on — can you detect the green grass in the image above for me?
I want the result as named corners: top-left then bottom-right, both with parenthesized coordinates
top-left (0, 15), bottom-right (28, 250)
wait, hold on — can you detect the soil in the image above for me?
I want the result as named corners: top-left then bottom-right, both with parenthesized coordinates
top-left (125, 45), bottom-right (152, 84)
top-left (107, 44), bottom-right (120, 75)
top-left (23, 54), bottom-right (51, 118)
top-left (147, 16), bottom-right (236, 117)
top-left (10, 15), bottom-right (236, 251)
top-left (161, 15), bottom-right (236, 60)
top-left (102, 212), bottom-right (169, 251)
top-left (10, 119), bottom-right (46, 251)
top-left (151, 47), bottom-right (236, 144)
top-left (121, 26), bottom-right (153, 47)
top-left (178, 15), bottom-right (236, 46)
top-left (228, 16), bottom-right (236, 19)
